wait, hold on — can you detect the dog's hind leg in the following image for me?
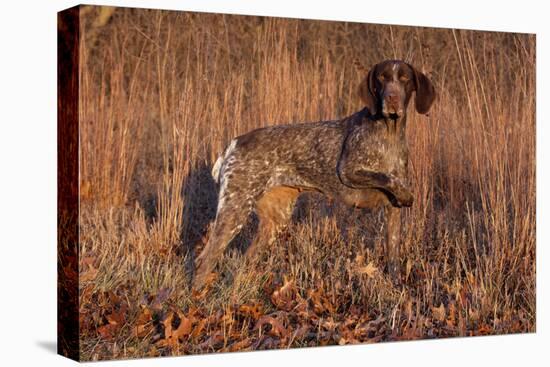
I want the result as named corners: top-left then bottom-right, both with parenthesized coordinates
top-left (245, 186), bottom-right (300, 262)
top-left (193, 197), bottom-right (251, 289)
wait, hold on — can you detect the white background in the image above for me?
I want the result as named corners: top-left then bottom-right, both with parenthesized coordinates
top-left (0, 0), bottom-right (546, 365)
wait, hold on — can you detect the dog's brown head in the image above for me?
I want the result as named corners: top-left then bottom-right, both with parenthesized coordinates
top-left (358, 60), bottom-right (435, 119)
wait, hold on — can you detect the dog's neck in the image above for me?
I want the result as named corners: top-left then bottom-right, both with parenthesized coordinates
top-left (360, 107), bottom-right (407, 140)
top-left (382, 114), bottom-right (407, 140)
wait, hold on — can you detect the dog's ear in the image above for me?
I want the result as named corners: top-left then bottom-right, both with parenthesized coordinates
top-left (409, 64), bottom-right (436, 114)
top-left (358, 64), bottom-right (379, 115)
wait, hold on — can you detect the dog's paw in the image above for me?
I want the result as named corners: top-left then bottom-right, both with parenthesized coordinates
top-left (191, 271), bottom-right (217, 297)
top-left (397, 190), bottom-right (414, 207)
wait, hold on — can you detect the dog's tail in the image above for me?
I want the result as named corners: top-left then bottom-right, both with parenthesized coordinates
top-left (211, 139), bottom-right (237, 184)
top-left (211, 155), bottom-right (224, 184)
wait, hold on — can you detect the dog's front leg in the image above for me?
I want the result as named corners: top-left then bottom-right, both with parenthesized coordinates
top-left (385, 204), bottom-right (401, 278)
top-left (339, 169), bottom-right (413, 208)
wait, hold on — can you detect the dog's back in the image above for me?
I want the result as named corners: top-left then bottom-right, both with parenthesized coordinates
top-left (209, 115), bottom-right (362, 199)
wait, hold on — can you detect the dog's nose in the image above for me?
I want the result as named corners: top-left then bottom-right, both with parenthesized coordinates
top-left (387, 94), bottom-right (399, 105)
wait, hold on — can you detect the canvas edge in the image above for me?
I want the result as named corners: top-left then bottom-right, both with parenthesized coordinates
top-left (57, 4), bottom-right (81, 362)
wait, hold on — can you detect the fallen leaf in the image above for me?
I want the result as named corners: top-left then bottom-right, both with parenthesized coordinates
top-left (190, 318), bottom-right (206, 340)
top-left (291, 324), bottom-right (310, 341)
top-left (134, 307), bottom-right (153, 338)
top-left (238, 304), bottom-right (263, 320)
top-left (134, 323), bottom-right (152, 338)
top-left (97, 323), bottom-right (117, 340)
top-left (105, 309), bottom-right (125, 326)
top-left (322, 317), bottom-right (339, 332)
top-left (226, 337), bottom-right (252, 352)
top-left (197, 332), bottom-right (224, 350)
top-left (253, 335), bottom-right (279, 350)
top-left (162, 312), bottom-right (174, 339)
top-left (147, 346), bottom-right (159, 357)
top-left (155, 310), bottom-right (195, 348)
top-left (308, 288), bottom-right (336, 314)
top-left (80, 267), bottom-right (99, 282)
top-left (477, 323), bottom-right (493, 335)
top-left (172, 312), bottom-right (192, 339)
top-left (81, 256), bottom-right (97, 267)
top-left (255, 315), bottom-right (289, 338)
top-left (271, 278), bottom-right (296, 311)
top-left (371, 314), bottom-right (386, 328)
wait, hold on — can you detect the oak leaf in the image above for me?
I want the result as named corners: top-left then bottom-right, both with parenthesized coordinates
top-left (97, 323), bottom-right (117, 340)
top-left (134, 307), bottom-right (153, 338)
top-left (80, 267), bottom-right (98, 282)
top-left (271, 278), bottom-right (296, 311)
top-left (255, 315), bottom-right (289, 338)
top-left (238, 304), bottom-right (263, 320)
top-left (172, 312), bottom-right (193, 339)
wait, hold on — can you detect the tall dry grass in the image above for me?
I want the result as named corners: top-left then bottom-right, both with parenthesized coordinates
top-left (76, 6), bottom-right (535, 361)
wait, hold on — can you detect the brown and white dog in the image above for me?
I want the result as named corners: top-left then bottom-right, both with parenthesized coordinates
top-left (193, 60), bottom-right (435, 289)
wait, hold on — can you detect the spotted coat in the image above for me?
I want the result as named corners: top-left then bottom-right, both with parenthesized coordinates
top-left (193, 60), bottom-right (435, 288)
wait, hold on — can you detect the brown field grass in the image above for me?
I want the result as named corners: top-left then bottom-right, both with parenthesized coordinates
top-left (76, 6), bottom-right (535, 361)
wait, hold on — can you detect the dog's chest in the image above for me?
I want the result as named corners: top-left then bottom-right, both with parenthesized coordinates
top-left (344, 120), bottom-right (408, 178)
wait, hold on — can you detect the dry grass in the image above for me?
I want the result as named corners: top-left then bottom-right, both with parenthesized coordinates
top-left (76, 6), bottom-right (535, 361)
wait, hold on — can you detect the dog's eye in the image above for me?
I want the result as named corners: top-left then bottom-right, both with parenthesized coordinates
top-left (378, 75), bottom-right (385, 81)
top-left (399, 75), bottom-right (409, 82)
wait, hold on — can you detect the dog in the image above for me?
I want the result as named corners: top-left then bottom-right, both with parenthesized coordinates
top-left (193, 59), bottom-right (435, 288)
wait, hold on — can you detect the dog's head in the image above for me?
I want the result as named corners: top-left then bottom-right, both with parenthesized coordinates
top-left (358, 60), bottom-right (435, 119)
